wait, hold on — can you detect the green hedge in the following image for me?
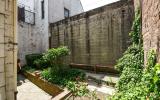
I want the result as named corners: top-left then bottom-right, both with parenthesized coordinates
top-left (25, 53), bottom-right (43, 66)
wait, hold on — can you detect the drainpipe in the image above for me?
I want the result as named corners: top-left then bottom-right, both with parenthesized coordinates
top-left (13, 0), bottom-right (18, 99)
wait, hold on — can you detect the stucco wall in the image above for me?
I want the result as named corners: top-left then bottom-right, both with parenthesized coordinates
top-left (18, 0), bottom-right (49, 65)
top-left (0, 0), bottom-right (17, 100)
top-left (142, 0), bottom-right (160, 64)
top-left (50, 0), bottom-right (134, 68)
top-left (48, 0), bottom-right (83, 23)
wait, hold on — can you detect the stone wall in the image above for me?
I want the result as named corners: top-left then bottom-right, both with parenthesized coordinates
top-left (0, 0), bottom-right (17, 100)
top-left (50, 0), bottom-right (134, 68)
top-left (142, 0), bottom-right (160, 64)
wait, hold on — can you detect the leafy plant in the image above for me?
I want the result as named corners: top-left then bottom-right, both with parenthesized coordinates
top-left (41, 67), bottom-right (88, 97)
top-left (21, 65), bottom-right (36, 73)
top-left (36, 46), bottom-right (69, 73)
top-left (129, 8), bottom-right (142, 45)
top-left (67, 81), bottom-right (89, 97)
top-left (42, 46), bottom-right (69, 66)
top-left (25, 53), bottom-right (43, 67)
top-left (33, 58), bottom-right (48, 69)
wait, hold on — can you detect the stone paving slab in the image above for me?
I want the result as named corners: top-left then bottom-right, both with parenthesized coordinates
top-left (86, 72), bottom-right (119, 84)
top-left (17, 74), bottom-right (53, 100)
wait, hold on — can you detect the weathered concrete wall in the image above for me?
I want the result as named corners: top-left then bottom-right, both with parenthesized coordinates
top-left (142, 0), bottom-right (160, 64)
top-left (48, 0), bottom-right (84, 23)
top-left (0, 0), bottom-right (17, 100)
top-left (18, 0), bottom-right (49, 65)
top-left (50, 0), bottom-right (134, 68)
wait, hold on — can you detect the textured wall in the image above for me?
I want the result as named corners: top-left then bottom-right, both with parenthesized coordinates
top-left (0, 0), bottom-right (17, 100)
top-left (18, 0), bottom-right (49, 65)
top-left (50, 0), bottom-right (134, 68)
top-left (142, 0), bottom-right (160, 64)
top-left (48, 0), bottom-right (83, 23)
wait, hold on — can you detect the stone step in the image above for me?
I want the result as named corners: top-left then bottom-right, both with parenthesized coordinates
top-left (86, 72), bottom-right (119, 87)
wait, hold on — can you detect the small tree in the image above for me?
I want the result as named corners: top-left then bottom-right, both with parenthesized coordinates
top-left (42, 46), bottom-right (69, 74)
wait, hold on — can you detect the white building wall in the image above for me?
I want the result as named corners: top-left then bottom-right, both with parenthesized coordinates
top-left (18, 0), bottom-right (49, 65)
top-left (70, 0), bottom-right (84, 16)
top-left (48, 0), bottom-right (84, 23)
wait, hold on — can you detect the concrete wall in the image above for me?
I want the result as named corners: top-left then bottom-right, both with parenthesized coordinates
top-left (0, 0), bottom-right (17, 100)
top-left (18, 0), bottom-right (49, 65)
top-left (48, 0), bottom-right (83, 23)
top-left (142, 0), bottom-right (160, 64)
top-left (50, 0), bottom-right (134, 68)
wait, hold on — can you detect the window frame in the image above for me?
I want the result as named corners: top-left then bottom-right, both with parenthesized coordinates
top-left (41, 0), bottom-right (45, 19)
top-left (64, 8), bottom-right (70, 18)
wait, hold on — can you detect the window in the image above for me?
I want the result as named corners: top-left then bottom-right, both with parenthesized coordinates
top-left (64, 8), bottom-right (70, 18)
top-left (41, 0), bottom-right (45, 19)
top-left (18, 7), bottom-right (25, 22)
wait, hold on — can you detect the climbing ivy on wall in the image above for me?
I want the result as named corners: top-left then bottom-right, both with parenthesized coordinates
top-left (129, 8), bottom-right (142, 45)
top-left (111, 7), bottom-right (160, 100)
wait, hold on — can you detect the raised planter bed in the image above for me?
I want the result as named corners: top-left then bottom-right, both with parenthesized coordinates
top-left (23, 71), bottom-right (71, 99)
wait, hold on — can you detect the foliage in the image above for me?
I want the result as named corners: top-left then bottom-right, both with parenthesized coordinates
top-left (67, 81), bottom-right (89, 97)
top-left (34, 46), bottom-right (69, 71)
top-left (42, 46), bottom-right (69, 66)
top-left (25, 46), bottom-right (89, 98)
top-left (129, 8), bottom-right (142, 45)
top-left (40, 68), bottom-right (51, 81)
top-left (41, 68), bottom-right (86, 86)
top-left (111, 8), bottom-right (160, 100)
top-left (21, 65), bottom-right (36, 73)
top-left (115, 44), bottom-right (144, 72)
top-left (89, 90), bottom-right (98, 100)
top-left (24, 46), bottom-right (69, 70)
top-left (25, 53), bottom-right (43, 67)
top-left (41, 68), bottom-right (88, 97)
top-left (112, 50), bottom-right (160, 100)
top-left (33, 58), bottom-right (48, 69)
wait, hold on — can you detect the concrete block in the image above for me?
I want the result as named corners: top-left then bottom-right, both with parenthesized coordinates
top-left (0, 87), bottom-right (6, 100)
top-left (0, 44), bottom-right (4, 57)
top-left (5, 64), bottom-right (14, 77)
top-left (5, 76), bottom-right (15, 92)
top-left (5, 14), bottom-right (14, 25)
top-left (0, 14), bottom-right (4, 29)
top-left (0, 58), bottom-right (4, 73)
top-left (0, 29), bottom-right (4, 43)
top-left (0, 0), bottom-right (5, 14)
top-left (0, 72), bottom-right (5, 87)
top-left (4, 24), bottom-right (13, 37)
top-left (6, 91), bottom-right (15, 100)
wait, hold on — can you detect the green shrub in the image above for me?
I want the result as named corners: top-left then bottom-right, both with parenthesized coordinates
top-left (41, 68), bottom-right (87, 97)
top-left (42, 46), bottom-right (69, 65)
top-left (33, 58), bottom-right (48, 69)
top-left (44, 46), bottom-right (69, 73)
top-left (21, 65), bottom-right (36, 73)
top-left (112, 50), bottom-right (158, 100)
top-left (25, 53), bottom-right (43, 66)
top-left (115, 45), bottom-right (144, 72)
top-left (67, 81), bottom-right (89, 97)
top-left (41, 68), bottom-right (52, 81)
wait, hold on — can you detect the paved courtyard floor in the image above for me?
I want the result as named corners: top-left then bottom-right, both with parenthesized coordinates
top-left (17, 74), bottom-right (53, 100)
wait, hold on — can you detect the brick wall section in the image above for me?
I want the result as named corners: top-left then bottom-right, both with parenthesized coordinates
top-left (50, 0), bottom-right (134, 68)
top-left (0, 0), bottom-right (17, 100)
top-left (142, 0), bottom-right (160, 64)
